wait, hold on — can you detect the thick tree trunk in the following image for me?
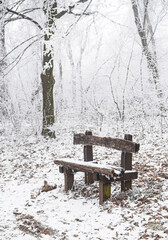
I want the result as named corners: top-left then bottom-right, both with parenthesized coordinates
top-left (0, 5), bottom-right (6, 73)
top-left (41, 0), bottom-right (57, 138)
top-left (41, 41), bottom-right (55, 137)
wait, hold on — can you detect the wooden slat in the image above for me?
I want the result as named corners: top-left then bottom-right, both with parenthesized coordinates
top-left (84, 131), bottom-right (94, 184)
top-left (64, 168), bottom-right (74, 192)
top-left (74, 134), bottom-right (140, 153)
top-left (118, 171), bottom-right (138, 181)
top-left (121, 134), bottom-right (133, 191)
top-left (54, 159), bottom-right (123, 178)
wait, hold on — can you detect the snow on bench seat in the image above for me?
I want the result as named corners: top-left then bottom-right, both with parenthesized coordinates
top-left (54, 159), bottom-right (124, 178)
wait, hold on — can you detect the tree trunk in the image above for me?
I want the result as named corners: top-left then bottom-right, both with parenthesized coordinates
top-left (41, 0), bottom-right (57, 138)
top-left (0, 0), bottom-right (8, 117)
top-left (130, 0), bottom-right (162, 100)
top-left (67, 41), bottom-right (77, 109)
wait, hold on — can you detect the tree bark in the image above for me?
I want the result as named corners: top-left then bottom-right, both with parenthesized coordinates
top-left (0, 0), bottom-right (8, 117)
top-left (130, 0), bottom-right (162, 99)
top-left (41, 0), bottom-right (57, 138)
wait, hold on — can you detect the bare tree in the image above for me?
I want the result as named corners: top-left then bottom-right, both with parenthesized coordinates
top-left (2, 0), bottom-right (93, 136)
top-left (0, 0), bottom-right (8, 117)
top-left (67, 41), bottom-right (77, 109)
top-left (41, 0), bottom-right (92, 137)
top-left (130, 0), bottom-right (163, 100)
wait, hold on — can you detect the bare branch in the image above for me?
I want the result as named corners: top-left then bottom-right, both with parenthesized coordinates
top-left (6, 8), bottom-right (43, 30)
top-left (8, 0), bottom-right (25, 10)
top-left (108, 55), bottom-right (122, 119)
top-left (143, 0), bottom-right (149, 30)
top-left (77, 0), bottom-right (89, 3)
top-left (20, 8), bottom-right (41, 15)
top-left (66, 0), bottom-right (93, 36)
top-left (56, 10), bottom-right (67, 19)
top-left (0, 34), bottom-right (43, 64)
top-left (20, 7), bottom-right (41, 13)
top-left (122, 43), bottom-right (134, 122)
top-left (3, 36), bottom-right (43, 77)
top-left (95, 11), bottom-right (130, 29)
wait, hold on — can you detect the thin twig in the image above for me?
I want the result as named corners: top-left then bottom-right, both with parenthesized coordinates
top-left (3, 36), bottom-right (43, 77)
top-left (95, 11), bottom-right (130, 29)
top-left (122, 42), bottom-right (134, 123)
top-left (108, 55), bottom-right (122, 119)
top-left (65, 0), bottom-right (93, 36)
top-left (6, 8), bottom-right (43, 30)
top-left (0, 34), bottom-right (43, 64)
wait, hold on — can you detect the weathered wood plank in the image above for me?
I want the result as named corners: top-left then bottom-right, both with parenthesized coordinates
top-left (74, 134), bottom-right (140, 153)
top-left (54, 159), bottom-right (123, 178)
top-left (84, 131), bottom-right (94, 184)
top-left (121, 170), bottom-right (138, 180)
top-left (59, 166), bottom-right (64, 173)
top-left (121, 134), bottom-right (133, 191)
top-left (58, 164), bottom-right (137, 181)
top-left (109, 171), bottom-right (138, 183)
top-left (64, 168), bottom-right (74, 192)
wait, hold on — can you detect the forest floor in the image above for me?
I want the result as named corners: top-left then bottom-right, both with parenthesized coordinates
top-left (0, 122), bottom-right (168, 240)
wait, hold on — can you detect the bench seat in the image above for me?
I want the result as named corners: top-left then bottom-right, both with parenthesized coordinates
top-left (54, 159), bottom-right (138, 204)
top-left (54, 159), bottom-right (124, 178)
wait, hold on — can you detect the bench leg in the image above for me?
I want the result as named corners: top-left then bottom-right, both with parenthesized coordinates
top-left (99, 176), bottom-right (111, 205)
top-left (121, 180), bottom-right (132, 191)
top-left (84, 132), bottom-right (94, 185)
top-left (85, 172), bottom-right (94, 185)
top-left (64, 168), bottom-right (74, 192)
top-left (121, 134), bottom-right (133, 192)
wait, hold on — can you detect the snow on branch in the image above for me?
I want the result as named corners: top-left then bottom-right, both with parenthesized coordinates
top-left (6, 8), bottom-right (43, 30)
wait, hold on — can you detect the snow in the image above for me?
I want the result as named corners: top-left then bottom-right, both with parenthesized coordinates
top-left (1, 0), bottom-right (168, 239)
top-left (54, 158), bottom-right (123, 174)
top-left (0, 124), bottom-right (168, 240)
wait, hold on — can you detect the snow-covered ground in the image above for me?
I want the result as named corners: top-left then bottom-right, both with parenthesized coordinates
top-left (0, 122), bottom-right (168, 240)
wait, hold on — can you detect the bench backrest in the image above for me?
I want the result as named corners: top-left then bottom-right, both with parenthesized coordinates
top-left (73, 130), bottom-right (140, 185)
top-left (74, 132), bottom-right (140, 153)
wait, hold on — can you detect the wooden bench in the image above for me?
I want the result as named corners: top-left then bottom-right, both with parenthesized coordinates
top-left (54, 131), bottom-right (140, 204)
